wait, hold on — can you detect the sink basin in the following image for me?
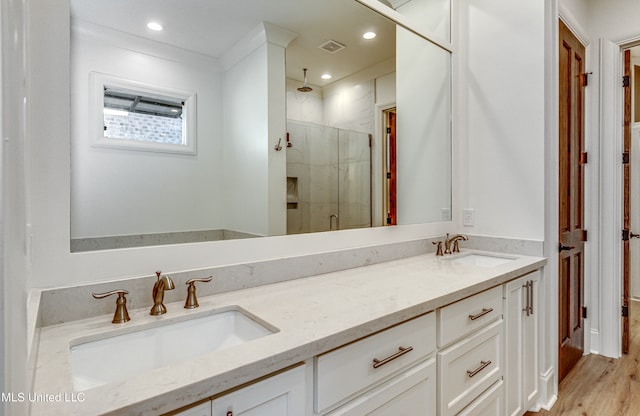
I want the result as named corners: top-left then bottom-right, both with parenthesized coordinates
top-left (448, 253), bottom-right (515, 267)
top-left (70, 307), bottom-right (276, 391)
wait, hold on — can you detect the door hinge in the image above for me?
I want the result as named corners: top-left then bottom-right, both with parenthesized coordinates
top-left (580, 152), bottom-right (588, 164)
top-left (623, 228), bottom-right (630, 241)
top-left (386, 127), bottom-right (391, 134)
top-left (581, 72), bottom-right (592, 86)
top-left (582, 230), bottom-right (588, 241)
top-left (623, 75), bottom-right (631, 88)
top-left (582, 306), bottom-right (588, 319)
top-left (622, 305), bottom-right (629, 318)
top-left (623, 151), bottom-right (630, 164)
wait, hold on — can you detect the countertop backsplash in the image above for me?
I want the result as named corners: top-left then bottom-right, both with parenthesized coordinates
top-left (34, 235), bottom-right (542, 327)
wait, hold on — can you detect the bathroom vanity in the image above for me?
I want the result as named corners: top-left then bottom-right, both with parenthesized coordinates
top-left (28, 250), bottom-right (545, 415)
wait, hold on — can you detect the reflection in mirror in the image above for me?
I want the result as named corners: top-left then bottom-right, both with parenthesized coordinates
top-left (69, 0), bottom-right (451, 252)
top-left (91, 72), bottom-right (197, 155)
top-left (372, 0), bottom-right (451, 42)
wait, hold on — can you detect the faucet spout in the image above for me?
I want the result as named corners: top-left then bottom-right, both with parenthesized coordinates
top-left (444, 234), bottom-right (468, 254)
top-left (150, 271), bottom-right (175, 316)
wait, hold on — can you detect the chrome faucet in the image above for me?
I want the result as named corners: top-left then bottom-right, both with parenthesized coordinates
top-left (150, 271), bottom-right (175, 316)
top-left (444, 233), bottom-right (468, 254)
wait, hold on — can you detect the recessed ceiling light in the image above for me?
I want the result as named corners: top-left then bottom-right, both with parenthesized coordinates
top-left (363, 31), bottom-right (376, 40)
top-left (321, 74), bottom-right (332, 80)
top-left (147, 22), bottom-right (163, 31)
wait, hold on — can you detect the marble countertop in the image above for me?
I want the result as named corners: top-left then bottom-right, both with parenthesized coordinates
top-left (29, 250), bottom-right (546, 415)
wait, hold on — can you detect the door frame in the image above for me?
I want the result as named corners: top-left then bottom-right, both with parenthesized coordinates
top-left (374, 102), bottom-right (396, 227)
top-left (597, 35), bottom-right (640, 358)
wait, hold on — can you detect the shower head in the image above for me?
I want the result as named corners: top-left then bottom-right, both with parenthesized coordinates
top-left (297, 68), bottom-right (313, 92)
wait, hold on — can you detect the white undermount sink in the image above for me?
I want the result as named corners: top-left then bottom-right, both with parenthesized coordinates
top-left (448, 253), bottom-right (515, 267)
top-left (70, 307), bottom-right (277, 391)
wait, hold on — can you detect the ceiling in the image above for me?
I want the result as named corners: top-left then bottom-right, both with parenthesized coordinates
top-left (70, 0), bottom-right (396, 87)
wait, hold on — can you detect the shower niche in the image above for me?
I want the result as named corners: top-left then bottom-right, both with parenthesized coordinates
top-left (286, 120), bottom-right (372, 234)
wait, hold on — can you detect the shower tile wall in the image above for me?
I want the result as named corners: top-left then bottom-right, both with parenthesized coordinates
top-left (286, 79), bottom-right (374, 234)
top-left (323, 80), bottom-right (375, 134)
top-left (286, 80), bottom-right (375, 234)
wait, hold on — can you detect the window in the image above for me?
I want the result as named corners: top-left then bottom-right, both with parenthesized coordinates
top-left (91, 72), bottom-right (197, 154)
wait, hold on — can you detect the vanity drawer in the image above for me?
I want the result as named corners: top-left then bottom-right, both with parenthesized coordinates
top-left (458, 380), bottom-right (504, 416)
top-left (315, 312), bottom-right (436, 414)
top-left (438, 285), bottom-right (502, 347)
top-left (438, 319), bottom-right (503, 416)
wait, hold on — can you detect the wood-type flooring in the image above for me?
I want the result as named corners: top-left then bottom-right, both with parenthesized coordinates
top-left (529, 300), bottom-right (640, 415)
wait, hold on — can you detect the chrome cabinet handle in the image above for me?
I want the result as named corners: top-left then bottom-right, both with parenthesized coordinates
top-left (468, 308), bottom-right (493, 321)
top-left (372, 346), bottom-right (413, 369)
top-left (466, 360), bottom-right (492, 378)
top-left (523, 281), bottom-right (531, 316)
top-left (522, 280), bottom-right (534, 316)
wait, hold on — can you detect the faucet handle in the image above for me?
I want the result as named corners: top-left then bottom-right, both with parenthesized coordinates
top-left (453, 240), bottom-right (461, 253)
top-left (432, 241), bottom-right (444, 256)
top-left (184, 276), bottom-right (213, 309)
top-left (92, 290), bottom-right (131, 324)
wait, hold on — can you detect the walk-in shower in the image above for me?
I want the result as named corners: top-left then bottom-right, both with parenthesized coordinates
top-left (286, 120), bottom-right (372, 234)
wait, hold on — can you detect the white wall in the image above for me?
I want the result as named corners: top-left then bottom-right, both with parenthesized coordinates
top-left (71, 23), bottom-right (224, 239)
top-left (223, 43), bottom-right (271, 236)
top-left (267, 42), bottom-right (288, 236)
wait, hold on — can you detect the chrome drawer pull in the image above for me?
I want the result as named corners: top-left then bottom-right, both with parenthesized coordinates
top-left (468, 308), bottom-right (493, 321)
top-left (466, 360), bottom-right (492, 378)
top-left (372, 346), bottom-right (413, 369)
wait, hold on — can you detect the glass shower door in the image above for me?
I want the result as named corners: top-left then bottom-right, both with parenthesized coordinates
top-left (286, 120), bottom-right (371, 234)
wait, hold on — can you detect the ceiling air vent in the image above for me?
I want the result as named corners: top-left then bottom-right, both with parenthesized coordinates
top-left (318, 40), bottom-right (346, 54)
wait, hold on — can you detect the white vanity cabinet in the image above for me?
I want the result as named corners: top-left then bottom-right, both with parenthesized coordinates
top-left (210, 365), bottom-right (306, 416)
top-left (315, 312), bottom-right (436, 415)
top-left (324, 359), bottom-right (436, 415)
top-left (504, 271), bottom-right (540, 416)
top-left (173, 401), bottom-right (212, 416)
top-left (169, 267), bottom-right (544, 416)
top-left (437, 286), bottom-right (504, 416)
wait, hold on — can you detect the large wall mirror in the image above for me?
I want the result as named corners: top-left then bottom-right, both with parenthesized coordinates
top-left (70, 0), bottom-right (452, 252)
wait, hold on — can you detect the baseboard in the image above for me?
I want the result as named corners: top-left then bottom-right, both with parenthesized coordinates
top-left (537, 366), bottom-right (557, 411)
top-left (589, 328), bottom-right (600, 354)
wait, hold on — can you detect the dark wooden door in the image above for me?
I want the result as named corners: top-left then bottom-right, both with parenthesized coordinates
top-left (386, 110), bottom-right (397, 225)
top-left (558, 20), bottom-right (586, 382)
top-left (623, 48), bottom-right (631, 354)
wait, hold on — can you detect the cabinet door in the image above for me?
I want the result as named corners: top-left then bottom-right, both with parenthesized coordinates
top-left (504, 277), bottom-right (525, 416)
top-left (504, 272), bottom-right (540, 416)
top-left (173, 401), bottom-right (212, 416)
top-left (326, 359), bottom-right (436, 416)
top-left (522, 272), bottom-right (540, 411)
top-left (211, 366), bottom-right (305, 416)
